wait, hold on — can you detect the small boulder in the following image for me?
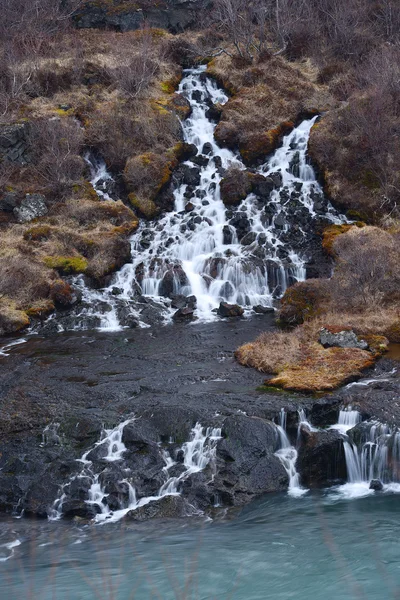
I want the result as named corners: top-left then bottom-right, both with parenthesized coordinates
top-left (202, 142), bottom-right (213, 155)
top-left (0, 192), bottom-right (18, 212)
top-left (173, 306), bottom-right (195, 321)
top-left (218, 302), bottom-right (244, 318)
top-left (220, 168), bottom-right (251, 206)
top-left (253, 305), bottom-right (275, 314)
top-left (319, 327), bottom-right (369, 350)
top-left (369, 479), bottom-right (384, 491)
top-left (127, 495), bottom-right (189, 521)
top-left (167, 93), bottom-right (192, 119)
top-left (14, 194), bottom-right (48, 223)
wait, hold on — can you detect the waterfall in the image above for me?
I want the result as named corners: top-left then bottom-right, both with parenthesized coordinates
top-left (50, 421), bottom-right (221, 524)
top-left (296, 408), bottom-right (318, 445)
top-left (59, 65), bottom-right (343, 331)
top-left (329, 408), bottom-right (400, 499)
top-left (275, 409), bottom-right (308, 498)
top-left (84, 151), bottom-right (116, 201)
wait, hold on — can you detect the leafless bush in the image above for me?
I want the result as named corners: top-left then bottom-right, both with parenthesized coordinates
top-left (28, 117), bottom-right (85, 197)
top-left (87, 104), bottom-right (181, 171)
top-left (108, 27), bottom-right (161, 100)
top-left (331, 227), bottom-right (400, 308)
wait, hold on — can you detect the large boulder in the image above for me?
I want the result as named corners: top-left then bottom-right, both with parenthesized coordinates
top-left (218, 302), bottom-right (244, 318)
top-left (13, 194), bottom-right (48, 224)
top-left (296, 427), bottom-right (346, 486)
top-left (213, 415), bottom-right (288, 505)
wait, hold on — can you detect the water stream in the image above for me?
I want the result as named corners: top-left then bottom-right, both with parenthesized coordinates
top-left (67, 66), bottom-right (342, 331)
top-left (51, 420), bottom-right (221, 524)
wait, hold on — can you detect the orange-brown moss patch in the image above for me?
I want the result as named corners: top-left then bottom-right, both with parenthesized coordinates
top-left (322, 223), bottom-right (365, 256)
top-left (269, 345), bottom-right (375, 392)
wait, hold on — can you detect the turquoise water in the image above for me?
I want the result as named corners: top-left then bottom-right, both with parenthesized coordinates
top-left (1, 490), bottom-right (400, 599)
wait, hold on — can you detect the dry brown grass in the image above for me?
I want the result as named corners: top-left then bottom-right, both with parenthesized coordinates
top-left (208, 52), bottom-right (335, 164)
top-left (236, 306), bottom-right (399, 392)
top-left (269, 345), bottom-right (375, 392)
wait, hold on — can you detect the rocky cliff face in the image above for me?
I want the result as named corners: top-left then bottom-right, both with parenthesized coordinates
top-left (73, 0), bottom-right (210, 32)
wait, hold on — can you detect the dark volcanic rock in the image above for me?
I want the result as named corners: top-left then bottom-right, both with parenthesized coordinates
top-left (73, 1), bottom-right (211, 33)
top-left (296, 428), bottom-right (346, 486)
top-left (369, 479), bottom-right (383, 491)
top-left (214, 415), bottom-right (288, 504)
top-left (127, 495), bottom-right (190, 521)
top-left (218, 302), bottom-right (244, 318)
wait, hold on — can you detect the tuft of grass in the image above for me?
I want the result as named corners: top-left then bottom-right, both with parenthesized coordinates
top-left (43, 256), bottom-right (88, 274)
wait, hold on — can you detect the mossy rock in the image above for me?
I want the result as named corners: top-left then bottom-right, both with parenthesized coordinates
top-left (361, 334), bottom-right (389, 356)
top-left (23, 225), bottom-right (53, 242)
top-left (220, 168), bottom-right (252, 206)
top-left (239, 122), bottom-right (294, 166)
top-left (26, 300), bottom-right (55, 319)
top-left (0, 304), bottom-right (30, 336)
top-left (43, 256), bottom-right (88, 275)
top-left (322, 223), bottom-right (365, 256)
top-left (279, 280), bottom-right (327, 326)
top-left (128, 193), bottom-right (159, 220)
top-left (50, 280), bottom-right (76, 306)
top-left (166, 94), bottom-right (191, 119)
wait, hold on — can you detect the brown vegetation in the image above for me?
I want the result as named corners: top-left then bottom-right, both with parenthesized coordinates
top-left (237, 226), bottom-right (400, 391)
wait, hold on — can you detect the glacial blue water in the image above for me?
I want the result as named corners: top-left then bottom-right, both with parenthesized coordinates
top-left (1, 490), bottom-right (399, 599)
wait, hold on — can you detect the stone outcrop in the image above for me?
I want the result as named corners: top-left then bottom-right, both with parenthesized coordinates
top-left (73, 0), bottom-right (210, 33)
top-left (0, 122), bottom-right (30, 164)
top-left (13, 194), bottom-right (48, 224)
top-left (319, 327), bottom-right (368, 350)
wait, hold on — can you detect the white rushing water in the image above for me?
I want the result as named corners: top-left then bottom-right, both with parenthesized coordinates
top-left (50, 420), bottom-right (221, 524)
top-left (66, 66), bottom-right (342, 330)
top-left (329, 408), bottom-right (400, 499)
top-left (275, 409), bottom-right (308, 498)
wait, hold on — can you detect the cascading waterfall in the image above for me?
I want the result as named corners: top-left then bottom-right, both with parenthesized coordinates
top-left (275, 409), bottom-right (308, 498)
top-left (64, 65), bottom-right (343, 330)
top-left (50, 420), bottom-right (221, 524)
top-left (330, 407), bottom-right (400, 499)
top-left (296, 408), bottom-right (318, 445)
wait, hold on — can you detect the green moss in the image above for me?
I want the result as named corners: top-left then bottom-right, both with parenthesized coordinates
top-left (23, 225), bottom-right (52, 242)
top-left (43, 255), bottom-right (88, 274)
top-left (128, 193), bottom-right (158, 219)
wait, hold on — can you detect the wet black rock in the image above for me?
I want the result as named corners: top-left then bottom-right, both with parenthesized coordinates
top-left (296, 428), bottom-right (346, 486)
top-left (127, 495), bottom-right (190, 521)
top-left (250, 174), bottom-right (275, 198)
top-left (218, 302), bottom-right (244, 318)
top-left (369, 479), bottom-right (384, 491)
top-left (111, 287), bottom-right (122, 296)
top-left (214, 415), bottom-right (288, 505)
top-left (205, 103), bottom-right (223, 122)
top-left (222, 224), bottom-right (234, 245)
top-left (173, 306), bottom-right (195, 321)
top-left (159, 266), bottom-right (189, 298)
top-left (202, 142), bottom-right (213, 155)
top-left (172, 164), bottom-right (201, 188)
top-left (253, 305), bottom-right (275, 314)
top-left (240, 231), bottom-right (257, 246)
top-left (269, 172), bottom-right (283, 188)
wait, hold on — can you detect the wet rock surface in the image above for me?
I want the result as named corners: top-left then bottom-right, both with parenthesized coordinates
top-left (0, 318), bottom-right (399, 519)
